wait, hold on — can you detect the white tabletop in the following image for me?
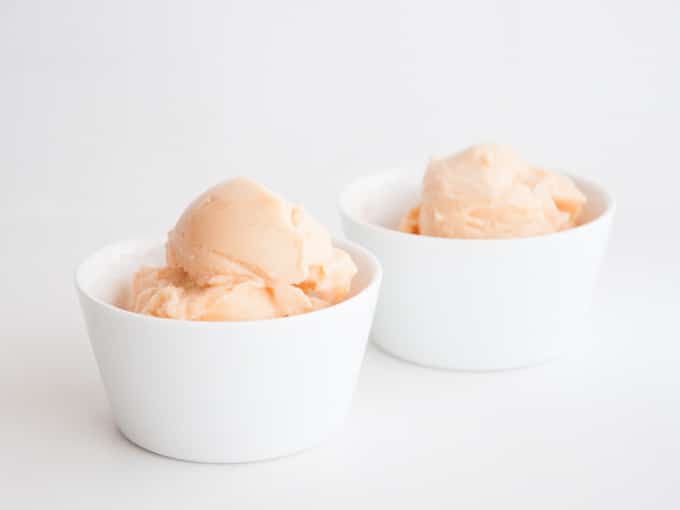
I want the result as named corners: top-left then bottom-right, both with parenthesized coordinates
top-left (2, 1), bottom-right (679, 508)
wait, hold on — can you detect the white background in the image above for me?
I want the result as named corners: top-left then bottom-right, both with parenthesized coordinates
top-left (1, 1), bottom-right (678, 508)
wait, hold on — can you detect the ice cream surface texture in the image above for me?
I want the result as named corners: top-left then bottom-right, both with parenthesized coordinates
top-left (127, 177), bottom-right (357, 321)
top-left (400, 144), bottom-right (587, 239)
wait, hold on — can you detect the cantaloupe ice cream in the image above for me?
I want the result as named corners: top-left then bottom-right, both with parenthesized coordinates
top-left (126, 177), bottom-right (357, 321)
top-left (400, 144), bottom-right (587, 239)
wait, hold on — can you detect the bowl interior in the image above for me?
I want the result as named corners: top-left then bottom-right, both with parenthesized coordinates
top-left (76, 239), bottom-right (379, 312)
top-left (76, 240), bottom-right (163, 308)
top-left (341, 171), bottom-right (613, 231)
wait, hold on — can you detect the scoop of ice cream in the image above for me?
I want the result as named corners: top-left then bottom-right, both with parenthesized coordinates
top-left (167, 177), bottom-right (333, 286)
top-left (400, 144), bottom-right (586, 239)
top-left (129, 266), bottom-right (279, 321)
top-left (127, 178), bottom-right (357, 321)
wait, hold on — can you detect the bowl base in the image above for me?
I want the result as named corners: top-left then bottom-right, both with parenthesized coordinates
top-left (372, 338), bottom-right (566, 372)
top-left (116, 424), bottom-right (339, 464)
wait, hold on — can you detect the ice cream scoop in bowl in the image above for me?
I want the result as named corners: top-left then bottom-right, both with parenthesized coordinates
top-left (339, 145), bottom-right (615, 371)
top-left (76, 179), bottom-right (381, 463)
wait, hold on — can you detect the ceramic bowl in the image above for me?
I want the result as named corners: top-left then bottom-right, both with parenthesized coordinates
top-left (76, 238), bottom-right (381, 463)
top-left (340, 170), bottom-right (614, 371)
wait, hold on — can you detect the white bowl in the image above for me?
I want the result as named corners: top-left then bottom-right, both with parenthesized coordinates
top-left (75, 238), bottom-right (381, 463)
top-left (340, 170), bottom-right (615, 371)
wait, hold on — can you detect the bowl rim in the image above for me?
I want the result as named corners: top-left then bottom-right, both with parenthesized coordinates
top-left (338, 168), bottom-right (616, 243)
top-left (75, 237), bottom-right (382, 327)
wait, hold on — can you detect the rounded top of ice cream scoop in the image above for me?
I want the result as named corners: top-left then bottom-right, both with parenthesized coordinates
top-left (424, 143), bottom-right (531, 200)
top-left (167, 177), bottom-right (334, 286)
top-left (402, 143), bottom-right (587, 239)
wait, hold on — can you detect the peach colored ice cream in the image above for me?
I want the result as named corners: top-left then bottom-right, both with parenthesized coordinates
top-left (127, 177), bottom-right (357, 321)
top-left (400, 144), bottom-right (587, 239)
